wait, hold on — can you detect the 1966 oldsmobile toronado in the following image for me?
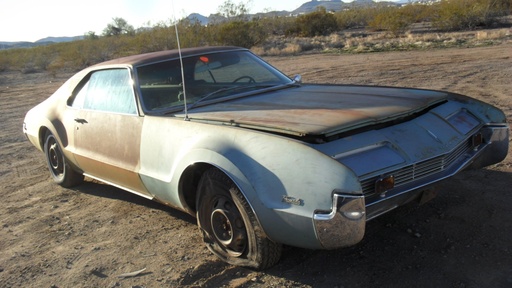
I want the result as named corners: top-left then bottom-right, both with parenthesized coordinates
top-left (23, 46), bottom-right (508, 269)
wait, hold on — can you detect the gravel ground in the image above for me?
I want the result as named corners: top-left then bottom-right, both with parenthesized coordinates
top-left (0, 42), bottom-right (511, 287)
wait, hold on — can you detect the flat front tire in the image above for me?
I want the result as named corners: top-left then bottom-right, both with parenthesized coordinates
top-left (43, 131), bottom-right (83, 187)
top-left (196, 168), bottom-right (282, 269)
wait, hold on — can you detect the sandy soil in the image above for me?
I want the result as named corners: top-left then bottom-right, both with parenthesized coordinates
top-left (1, 42), bottom-right (511, 288)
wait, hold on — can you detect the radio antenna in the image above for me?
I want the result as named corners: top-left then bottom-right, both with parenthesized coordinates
top-left (171, 0), bottom-right (189, 121)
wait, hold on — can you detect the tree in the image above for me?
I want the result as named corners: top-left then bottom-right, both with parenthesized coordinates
top-left (102, 17), bottom-right (135, 36)
top-left (84, 31), bottom-right (99, 40)
top-left (217, 0), bottom-right (252, 20)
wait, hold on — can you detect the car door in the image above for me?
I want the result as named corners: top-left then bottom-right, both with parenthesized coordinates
top-left (70, 68), bottom-right (152, 198)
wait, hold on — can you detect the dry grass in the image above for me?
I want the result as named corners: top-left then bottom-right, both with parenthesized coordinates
top-left (254, 27), bottom-right (512, 56)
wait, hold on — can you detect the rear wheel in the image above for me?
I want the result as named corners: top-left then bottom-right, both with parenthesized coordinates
top-left (43, 131), bottom-right (83, 187)
top-left (196, 168), bottom-right (282, 269)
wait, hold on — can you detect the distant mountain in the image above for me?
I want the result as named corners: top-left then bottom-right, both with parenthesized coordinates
top-left (293, 0), bottom-right (346, 14)
top-left (186, 0), bottom-right (401, 25)
top-left (187, 13), bottom-right (209, 25)
top-left (395, 0), bottom-right (437, 4)
top-left (0, 36), bottom-right (84, 50)
top-left (35, 36), bottom-right (83, 43)
top-left (0, 41), bottom-right (45, 50)
top-left (292, 0), bottom-right (398, 14)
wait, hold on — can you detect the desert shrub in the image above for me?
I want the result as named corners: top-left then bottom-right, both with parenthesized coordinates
top-left (296, 40), bottom-right (323, 52)
top-left (178, 20), bottom-right (216, 48)
top-left (432, 0), bottom-right (511, 31)
top-left (288, 7), bottom-right (339, 37)
top-left (368, 6), bottom-right (415, 36)
top-left (0, 48), bottom-right (39, 72)
top-left (58, 41), bottom-right (95, 70)
top-left (336, 6), bottom-right (376, 29)
top-left (132, 25), bottom-right (177, 53)
top-left (216, 20), bottom-right (267, 48)
top-left (57, 38), bottom-right (126, 70)
top-left (32, 45), bottom-right (59, 71)
top-left (0, 50), bottom-right (14, 71)
top-left (256, 15), bottom-right (296, 36)
top-left (399, 3), bottom-right (436, 23)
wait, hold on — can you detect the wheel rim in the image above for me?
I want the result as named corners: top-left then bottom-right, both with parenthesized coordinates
top-left (210, 196), bottom-right (247, 257)
top-left (47, 137), bottom-right (64, 177)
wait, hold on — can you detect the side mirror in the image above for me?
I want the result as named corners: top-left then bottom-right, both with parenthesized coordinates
top-left (293, 74), bottom-right (302, 84)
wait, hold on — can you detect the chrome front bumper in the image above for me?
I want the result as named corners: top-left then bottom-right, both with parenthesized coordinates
top-left (313, 193), bottom-right (366, 249)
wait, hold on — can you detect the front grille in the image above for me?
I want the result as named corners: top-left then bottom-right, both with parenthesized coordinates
top-left (361, 138), bottom-right (473, 195)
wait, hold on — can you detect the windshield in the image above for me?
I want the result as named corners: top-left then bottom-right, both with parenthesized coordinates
top-left (135, 50), bottom-right (293, 113)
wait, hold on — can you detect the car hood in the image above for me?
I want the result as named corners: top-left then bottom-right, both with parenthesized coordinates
top-left (181, 84), bottom-right (449, 137)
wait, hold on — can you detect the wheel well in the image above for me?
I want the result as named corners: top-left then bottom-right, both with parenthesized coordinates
top-left (179, 163), bottom-right (215, 214)
top-left (38, 127), bottom-right (49, 150)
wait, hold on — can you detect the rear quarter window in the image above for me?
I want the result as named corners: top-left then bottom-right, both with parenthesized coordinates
top-left (71, 68), bottom-right (137, 115)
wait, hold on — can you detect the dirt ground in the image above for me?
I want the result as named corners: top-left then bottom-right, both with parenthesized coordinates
top-left (1, 42), bottom-right (511, 288)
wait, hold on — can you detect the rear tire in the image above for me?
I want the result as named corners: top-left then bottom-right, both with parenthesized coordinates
top-left (196, 168), bottom-right (282, 269)
top-left (43, 131), bottom-right (83, 187)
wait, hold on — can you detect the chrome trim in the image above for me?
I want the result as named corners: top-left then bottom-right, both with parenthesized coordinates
top-left (364, 125), bottom-right (508, 220)
top-left (361, 125), bottom-right (508, 196)
top-left (84, 173), bottom-right (154, 200)
top-left (313, 193), bottom-right (366, 249)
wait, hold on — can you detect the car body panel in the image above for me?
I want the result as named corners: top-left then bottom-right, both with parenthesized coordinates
top-left (73, 110), bottom-right (149, 196)
top-left (178, 84), bottom-right (449, 137)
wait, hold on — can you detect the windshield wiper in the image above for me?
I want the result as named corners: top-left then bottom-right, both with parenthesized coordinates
top-left (187, 84), bottom-right (274, 110)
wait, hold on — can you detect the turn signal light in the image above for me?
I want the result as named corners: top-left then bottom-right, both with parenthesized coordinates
top-left (375, 175), bottom-right (395, 196)
top-left (472, 133), bottom-right (483, 149)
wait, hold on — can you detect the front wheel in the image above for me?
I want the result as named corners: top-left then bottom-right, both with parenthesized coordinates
top-left (43, 131), bottom-right (83, 187)
top-left (196, 168), bottom-right (282, 269)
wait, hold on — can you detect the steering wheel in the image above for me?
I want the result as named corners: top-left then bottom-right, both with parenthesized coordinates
top-left (232, 76), bottom-right (256, 83)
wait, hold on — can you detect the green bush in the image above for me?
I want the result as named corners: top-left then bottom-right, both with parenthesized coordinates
top-left (216, 21), bottom-right (267, 48)
top-left (288, 7), bottom-right (339, 37)
top-left (399, 3), bottom-right (436, 23)
top-left (432, 0), bottom-right (510, 31)
top-left (256, 15), bottom-right (296, 36)
top-left (0, 50), bottom-right (15, 71)
top-left (336, 6), bottom-right (375, 29)
top-left (368, 6), bottom-right (415, 36)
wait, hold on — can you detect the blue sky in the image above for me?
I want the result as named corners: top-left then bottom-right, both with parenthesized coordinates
top-left (1, 0), bottom-right (308, 42)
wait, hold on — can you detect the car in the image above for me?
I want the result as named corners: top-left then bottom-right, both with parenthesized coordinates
top-left (23, 46), bottom-right (508, 269)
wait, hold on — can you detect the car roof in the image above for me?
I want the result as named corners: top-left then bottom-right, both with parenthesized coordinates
top-left (91, 46), bottom-right (247, 68)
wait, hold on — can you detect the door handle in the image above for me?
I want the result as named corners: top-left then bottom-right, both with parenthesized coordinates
top-left (74, 118), bottom-right (88, 124)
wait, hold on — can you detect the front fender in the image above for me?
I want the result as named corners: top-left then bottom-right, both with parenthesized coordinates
top-left (139, 116), bottom-right (362, 249)
top-left (219, 130), bottom-right (362, 249)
